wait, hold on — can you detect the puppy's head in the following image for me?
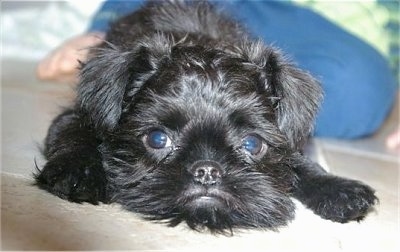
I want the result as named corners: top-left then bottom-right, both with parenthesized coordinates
top-left (77, 34), bottom-right (322, 232)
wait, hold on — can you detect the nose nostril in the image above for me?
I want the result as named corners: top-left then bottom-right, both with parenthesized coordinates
top-left (210, 168), bottom-right (220, 179)
top-left (195, 168), bottom-right (206, 178)
top-left (191, 161), bottom-right (223, 185)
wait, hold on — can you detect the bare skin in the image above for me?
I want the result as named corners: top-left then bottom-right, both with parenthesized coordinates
top-left (386, 128), bottom-right (400, 153)
top-left (385, 92), bottom-right (400, 154)
top-left (36, 32), bottom-right (105, 83)
top-left (36, 32), bottom-right (400, 153)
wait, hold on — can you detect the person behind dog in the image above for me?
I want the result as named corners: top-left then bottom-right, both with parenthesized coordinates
top-left (36, 0), bottom-right (399, 151)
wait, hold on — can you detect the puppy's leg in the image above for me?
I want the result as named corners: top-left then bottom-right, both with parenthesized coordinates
top-left (35, 110), bottom-right (107, 204)
top-left (290, 154), bottom-right (377, 223)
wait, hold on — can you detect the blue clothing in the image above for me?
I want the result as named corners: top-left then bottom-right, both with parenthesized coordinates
top-left (88, 0), bottom-right (142, 32)
top-left (88, 0), bottom-right (397, 139)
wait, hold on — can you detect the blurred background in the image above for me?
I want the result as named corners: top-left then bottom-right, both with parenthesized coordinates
top-left (2, 1), bottom-right (99, 60)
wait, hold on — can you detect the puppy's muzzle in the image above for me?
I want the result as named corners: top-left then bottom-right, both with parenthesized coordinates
top-left (189, 160), bottom-right (223, 186)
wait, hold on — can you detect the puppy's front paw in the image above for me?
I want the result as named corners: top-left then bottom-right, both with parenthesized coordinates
top-left (35, 154), bottom-right (107, 204)
top-left (302, 177), bottom-right (377, 223)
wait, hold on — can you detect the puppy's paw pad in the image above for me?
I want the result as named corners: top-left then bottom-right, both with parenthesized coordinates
top-left (35, 156), bottom-right (106, 204)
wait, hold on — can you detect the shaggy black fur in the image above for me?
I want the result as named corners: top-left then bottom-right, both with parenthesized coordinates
top-left (35, 1), bottom-right (377, 233)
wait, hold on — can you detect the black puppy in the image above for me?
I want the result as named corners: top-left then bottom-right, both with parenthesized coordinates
top-left (35, 1), bottom-right (377, 233)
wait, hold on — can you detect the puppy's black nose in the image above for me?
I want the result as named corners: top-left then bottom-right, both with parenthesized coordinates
top-left (190, 161), bottom-right (222, 185)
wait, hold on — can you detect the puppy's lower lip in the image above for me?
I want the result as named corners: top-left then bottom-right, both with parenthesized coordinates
top-left (192, 192), bottom-right (221, 202)
top-left (189, 195), bottom-right (218, 203)
top-left (198, 196), bottom-right (214, 201)
top-left (191, 195), bottom-right (223, 207)
top-left (184, 191), bottom-right (222, 204)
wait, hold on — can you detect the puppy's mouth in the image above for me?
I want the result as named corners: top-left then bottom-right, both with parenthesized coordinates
top-left (179, 186), bottom-right (233, 209)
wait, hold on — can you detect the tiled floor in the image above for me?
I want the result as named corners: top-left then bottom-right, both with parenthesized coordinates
top-left (1, 60), bottom-right (399, 251)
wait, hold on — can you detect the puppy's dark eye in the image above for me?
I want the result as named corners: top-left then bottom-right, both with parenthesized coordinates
top-left (146, 130), bottom-right (172, 149)
top-left (242, 134), bottom-right (265, 156)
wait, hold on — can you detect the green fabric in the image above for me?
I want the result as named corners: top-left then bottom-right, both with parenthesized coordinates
top-left (295, 0), bottom-right (391, 56)
top-left (295, 0), bottom-right (399, 84)
top-left (378, 0), bottom-right (399, 83)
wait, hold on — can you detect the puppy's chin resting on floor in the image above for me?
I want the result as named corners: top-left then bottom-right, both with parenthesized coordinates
top-left (35, 1), bottom-right (377, 233)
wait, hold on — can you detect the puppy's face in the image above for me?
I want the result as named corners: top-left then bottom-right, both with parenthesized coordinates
top-left (78, 36), bottom-right (322, 232)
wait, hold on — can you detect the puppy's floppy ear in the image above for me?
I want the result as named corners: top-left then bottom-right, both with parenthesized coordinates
top-left (268, 52), bottom-right (323, 149)
top-left (239, 41), bottom-right (323, 149)
top-left (77, 35), bottom-right (172, 132)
